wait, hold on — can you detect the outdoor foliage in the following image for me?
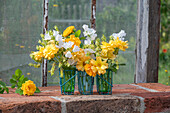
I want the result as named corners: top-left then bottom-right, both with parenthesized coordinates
top-left (159, 0), bottom-right (170, 85)
top-left (0, 81), bottom-right (9, 94)
top-left (10, 69), bottom-right (40, 95)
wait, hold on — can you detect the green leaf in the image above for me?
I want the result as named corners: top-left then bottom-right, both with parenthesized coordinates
top-left (12, 74), bottom-right (18, 81)
top-left (0, 81), bottom-right (6, 87)
top-left (35, 87), bottom-right (41, 93)
top-left (118, 63), bottom-right (126, 66)
top-left (75, 30), bottom-right (81, 37)
top-left (0, 89), bottom-right (5, 94)
top-left (23, 77), bottom-right (28, 83)
top-left (19, 75), bottom-right (24, 82)
top-left (80, 37), bottom-right (86, 40)
top-left (17, 82), bottom-right (22, 88)
top-left (5, 87), bottom-right (9, 94)
top-left (19, 89), bottom-right (23, 95)
top-left (15, 88), bottom-right (20, 94)
top-left (15, 69), bottom-right (22, 77)
top-left (10, 79), bottom-right (16, 84)
top-left (11, 84), bottom-right (16, 88)
top-left (80, 43), bottom-right (83, 48)
top-left (109, 66), bottom-right (118, 73)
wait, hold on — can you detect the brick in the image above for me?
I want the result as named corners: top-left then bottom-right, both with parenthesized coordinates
top-left (0, 83), bottom-right (170, 113)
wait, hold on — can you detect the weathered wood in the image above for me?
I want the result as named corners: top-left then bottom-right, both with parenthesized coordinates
top-left (42, 0), bottom-right (48, 87)
top-left (91, 0), bottom-right (96, 29)
top-left (135, 0), bottom-right (160, 83)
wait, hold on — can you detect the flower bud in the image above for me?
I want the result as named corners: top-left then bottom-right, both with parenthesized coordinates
top-left (40, 34), bottom-right (44, 39)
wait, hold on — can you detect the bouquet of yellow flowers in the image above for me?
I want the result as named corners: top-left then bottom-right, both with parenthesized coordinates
top-left (30, 24), bottom-right (128, 76)
top-left (29, 24), bottom-right (128, 95)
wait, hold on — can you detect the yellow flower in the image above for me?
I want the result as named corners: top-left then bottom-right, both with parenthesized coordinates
top-left (116, 60), bottom-right (119, 69)
top-left (90, 57), bottom-right (108, 75)
top-left (32, 46), bottom-right (44, 61)
top-left (109, 38), bottom-right (128, 51)
top-left (27, 73), bottom-right (31, 75)
top-left (43, 44), bottom-right (59, 60)
top-left (53, 4), bottom-right (58, 7)
top-left (165, 70), bottom-right (168, 73)
top-left (20, 46), bottom-right (25, 48)
top-left (84, 64), bottom-right (97, 77)
top-left (101, 49), bottom-right (116, 60)
top-left (71, 48), bottom-right (84, 61)
top-left (101, 41), bottom-right (114, 52)
top-left (21, 80), bottom-right (36, 96)
top-left (65, 35), bottom-right (81, 47)
top-left (76, 56), bottom-right (90, 71)
top-left (63, 26), bottom-right (75, 37)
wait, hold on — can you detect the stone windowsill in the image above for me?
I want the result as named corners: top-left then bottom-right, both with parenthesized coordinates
top-left (0, 83), bottom-right (170, 113)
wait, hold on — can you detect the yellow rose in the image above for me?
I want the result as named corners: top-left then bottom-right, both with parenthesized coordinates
top-left (21, 80), bottom-right (36, 96)
top-left (63, 26), bottom-right (75, 37)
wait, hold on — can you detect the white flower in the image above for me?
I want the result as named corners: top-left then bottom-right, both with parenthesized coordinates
top-left (83, 31), bottom-right (88, 37)
top-left (90, 33), bottom-right (97, 40)
top-left (65, 51), bottom-right (72, 58)
top-left (56, 40), bottom-right (64, 48)
top-left (84, 28), bottom-right (96, 36)
top-left (55, 34), bottom-right (63, 42)
top-left (53, 30), bottom-right (59, 37)
top-left (73, 45), bottom-right (80, 52)
top-left (82, 24), bottom-right (89, 31)
top-left (84, 39), bottom-right (91, 45)
top-left (63, 41), bottom-right (74, 49)
top-left (112, 30), bottom-right (126, 40)
top-left (44, 33), bottom-right (51, 40)
top-left (84, 48), bottom-right (95, 54)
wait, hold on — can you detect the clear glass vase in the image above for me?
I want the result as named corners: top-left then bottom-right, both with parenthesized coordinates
top-left (77, 71), bottom-right (93, 95)
top-left (59, 69), bottom-right (76, 95)
top-left (96, 69), bottom-right (113, 95)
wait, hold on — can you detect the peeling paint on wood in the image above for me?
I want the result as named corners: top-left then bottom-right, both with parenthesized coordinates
top-left (135, 0), bottom-right (149, 83)
top-left (42, 0), bottom-right (48, 87)
top-left (135, 0), bottom-right (160, 83)
top-left (91, 0), bottom-right (96, 29)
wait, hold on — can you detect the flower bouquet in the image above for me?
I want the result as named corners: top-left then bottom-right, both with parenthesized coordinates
top-left (29, 24), bottom-right (128, 95)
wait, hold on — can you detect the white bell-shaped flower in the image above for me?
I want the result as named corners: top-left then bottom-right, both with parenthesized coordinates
top-left (63, 41), bottom-right (74, 49)
top-left (73, 45), bottom-right (80, 52)
top-left (84, 39), bottom-right (91, 45)
top-left (44, 33), bottom-right (51, 40)
top-left (65, 51), bottom-right (72, 58)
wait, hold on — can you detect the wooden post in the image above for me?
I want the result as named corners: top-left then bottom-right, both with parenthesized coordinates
top-left (91, 0), bottom-right (96, 29)
top-left (42, 0), bottom-right (48, 87)
top-left (135, 0), bottom-right (160, 83)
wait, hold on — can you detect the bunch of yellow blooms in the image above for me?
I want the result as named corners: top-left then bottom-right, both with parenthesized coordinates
top-left (30, 25), bottom-right (128, 77)
top-left (21, 80), bottom-right (36, 96)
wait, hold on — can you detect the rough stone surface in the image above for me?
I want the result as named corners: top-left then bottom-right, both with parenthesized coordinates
top-left (0, 83), bottom-right (169, 113)
top-left (60, 95), bottom-right (141, 113)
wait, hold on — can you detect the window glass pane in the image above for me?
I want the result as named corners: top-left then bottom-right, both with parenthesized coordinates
top-left (47, 0), bottom-right (91, 85)
top-left (0, 0), bottom-right (43, 86)
top-left (96, 0), bottom-right (137, 84)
